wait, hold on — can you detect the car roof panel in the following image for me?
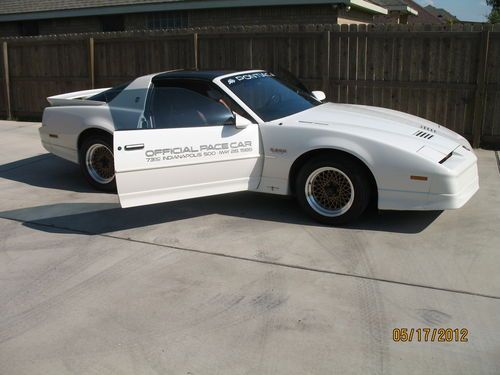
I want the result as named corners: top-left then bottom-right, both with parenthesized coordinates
top-left (153, 70), bottom-right (241, 82)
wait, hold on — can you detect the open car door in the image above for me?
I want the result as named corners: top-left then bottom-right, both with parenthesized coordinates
top-left (113, 79), bottom-right (263, 208)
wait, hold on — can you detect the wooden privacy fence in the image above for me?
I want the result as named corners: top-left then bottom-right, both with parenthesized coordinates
top-left (1, 24), bottom-right (499, 147)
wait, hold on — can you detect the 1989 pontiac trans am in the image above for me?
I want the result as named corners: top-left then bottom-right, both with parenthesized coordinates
top-left (39, 70), bottom-right (478, 224)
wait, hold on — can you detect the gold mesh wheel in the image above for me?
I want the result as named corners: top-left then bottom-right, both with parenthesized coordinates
top-left (85, 143), bottom-right (114, 184)
top-left (305, 167), bottom-right (355, 217)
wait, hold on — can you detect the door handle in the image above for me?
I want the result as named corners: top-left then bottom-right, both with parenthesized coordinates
top-left (124, 143), bottom-right (144, 151)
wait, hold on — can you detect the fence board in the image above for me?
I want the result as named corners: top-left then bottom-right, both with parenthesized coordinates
top-left (356, 25), bottom-right (367, 106)
top-left (95, 35), bottom-right (194, 88)
top-left (484, 31), bottom-right (500, 139)
top-left (0, 25), bottom-right (498, 146)
top-left (0, 42), bottom-right (6, 117)
top-left (7, 39), bottom-right (89, 117)
top-left (329, 25), bottom-right (341, 103)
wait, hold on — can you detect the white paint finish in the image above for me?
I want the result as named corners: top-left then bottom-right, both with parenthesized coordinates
top-left (256, 102), bottom-right (478, 202)
top-left (378, 177), bottom-right (479, 210)
top-left (109, 73), bottom-right (156, 130)
top-left (114, 125), bottom-right (263, 207)
top-left (40, 104), bottom-right (115, 162)
top-left (47, 87), bottom-right (110, 106)
top-left (417, 145), bottom-right (447, 163)
top-left (38, 73), bottom-right (159, 163)
top-left (40, 70), bottom-right (479, 213)
top-left (38, 138), bottom-right (78, 164)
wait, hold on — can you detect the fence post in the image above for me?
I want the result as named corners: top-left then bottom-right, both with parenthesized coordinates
top-left (89, 37), bottom-right (95, 89)
top-left (472, 27), bottom-right (491, 148)
top-left (2, 41), bottom-right (12, 120)
top-left (193, 33), bottom-right (199, 70)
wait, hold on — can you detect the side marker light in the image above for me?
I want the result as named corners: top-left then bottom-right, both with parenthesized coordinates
top-left (410, 175), bottom-right (428, 181)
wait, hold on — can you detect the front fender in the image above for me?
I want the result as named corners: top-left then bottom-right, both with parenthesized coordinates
top-left (260, 123), bottom-right (438, 197)
top-left (299, 133), bottom-right (437, 194)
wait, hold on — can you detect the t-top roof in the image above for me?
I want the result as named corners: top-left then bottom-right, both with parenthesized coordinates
top-left (153, 70), bottom-right (240, 82)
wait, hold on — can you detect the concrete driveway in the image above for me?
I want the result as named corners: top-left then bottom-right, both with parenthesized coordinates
top-left (0, 120), bottom-right (499, 375)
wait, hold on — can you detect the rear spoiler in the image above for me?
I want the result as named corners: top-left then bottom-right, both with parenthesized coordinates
top-left (47, 88), bottom-right (110, 107)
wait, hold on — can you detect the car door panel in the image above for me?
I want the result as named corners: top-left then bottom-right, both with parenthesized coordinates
top-left (114, 125), bottom-right (262, 208)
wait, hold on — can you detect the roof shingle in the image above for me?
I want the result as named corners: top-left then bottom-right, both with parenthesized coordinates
top-left (0, 0), bottom-right (184, 15)
top-left (0, 0), bottom-right (386, 16)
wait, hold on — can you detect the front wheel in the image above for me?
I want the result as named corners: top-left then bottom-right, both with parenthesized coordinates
top-left (79, 136), bottom-right (116, 192)
top-left (295, 156), bottom-right (371, 225)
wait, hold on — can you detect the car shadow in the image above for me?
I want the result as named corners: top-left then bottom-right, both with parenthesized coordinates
top-left (1, 153), bottom-right (442, 234)
top-left (0, 192), bottom-right (442, 235)
top-left (0, 154), bottom-right (101, 193)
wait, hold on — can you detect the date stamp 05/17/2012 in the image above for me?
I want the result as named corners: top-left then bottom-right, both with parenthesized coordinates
top-left (393, 328), bottom-right (469, 343)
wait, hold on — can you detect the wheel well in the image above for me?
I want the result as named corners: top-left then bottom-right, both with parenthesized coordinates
top-left (289, 148), bottom-right (378, 200)
top-left (78, 128), bottom-right (112, 150)
top-left (77, 128), bottom-right (113, 163)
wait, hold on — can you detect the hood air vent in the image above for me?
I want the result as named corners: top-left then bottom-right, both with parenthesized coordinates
top-left (414, 130), bottom-right (434, 140)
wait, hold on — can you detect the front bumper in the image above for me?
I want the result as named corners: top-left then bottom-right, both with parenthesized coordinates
top-left (378, 148), bottom-right (479, 211)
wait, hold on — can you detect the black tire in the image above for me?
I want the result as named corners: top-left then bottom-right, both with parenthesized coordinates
top-left (295, 156), bottom-right (371, 225)
top-left (79, 135), bottom-right (116, 192)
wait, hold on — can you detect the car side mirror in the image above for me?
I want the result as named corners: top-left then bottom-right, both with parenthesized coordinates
top-left (312, 90), bottom-right (326, 102)
top-left (223, 112), bottom-right (236, 126)
top-left (234, 113), bottom-right (252, 129)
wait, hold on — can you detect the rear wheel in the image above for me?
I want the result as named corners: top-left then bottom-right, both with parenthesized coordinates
top-left (79, 135), bottom-right (116, 192)
top-left (295, 156), bottom-right (371, 225)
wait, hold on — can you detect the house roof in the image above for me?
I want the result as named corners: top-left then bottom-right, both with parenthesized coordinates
top-left (373, 0), bottom-right (445, 24)
top-left (371, 0), bottom-right (418, 16)
top-left (0, 0), bottom-right (388, 21)
top-left (405, 1), bottom-right (445, 24)
top-left (424, 5), bottom-right (459, 22)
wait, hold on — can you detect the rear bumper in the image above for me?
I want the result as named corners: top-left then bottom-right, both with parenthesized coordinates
top-left (39, 126), bottom-right (78, 164)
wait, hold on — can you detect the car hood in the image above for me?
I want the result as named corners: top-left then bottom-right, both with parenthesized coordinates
top-left (291, 103), bottom-right (469, 156)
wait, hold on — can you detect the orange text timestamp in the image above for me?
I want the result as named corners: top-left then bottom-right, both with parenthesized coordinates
top-left (393, 328), bottom-right (469, 343)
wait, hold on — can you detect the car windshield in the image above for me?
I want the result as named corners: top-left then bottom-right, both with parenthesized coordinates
top-left (221, 72), bottom-right (321, 122)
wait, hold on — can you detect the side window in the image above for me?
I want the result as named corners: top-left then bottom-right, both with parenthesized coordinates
top-left (88, 81), bottom-right (131, 103)
top-left (148, 81), bottom-right (236, 129)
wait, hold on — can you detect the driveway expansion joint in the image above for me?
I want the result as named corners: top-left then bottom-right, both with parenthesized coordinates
top-left (495, 151), bottom-right (500, 175)
top-left (1, 216), bottom-right (499, 301)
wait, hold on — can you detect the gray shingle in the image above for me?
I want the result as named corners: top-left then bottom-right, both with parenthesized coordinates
top-left (0, 0), bottom-right (388, 18)
top-left (372, 0), bottom-right (445, 23)
top-left (370, 0), bottom-right (407, 7)
top-left (0, 0), bottom-right (186, 15)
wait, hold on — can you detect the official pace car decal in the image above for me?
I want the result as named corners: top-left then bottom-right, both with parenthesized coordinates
top-left (145, 141), bottom-right (253, 163)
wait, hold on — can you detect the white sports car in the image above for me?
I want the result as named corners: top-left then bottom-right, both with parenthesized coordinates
top-left (39, 69), bottom-right (479, 224)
